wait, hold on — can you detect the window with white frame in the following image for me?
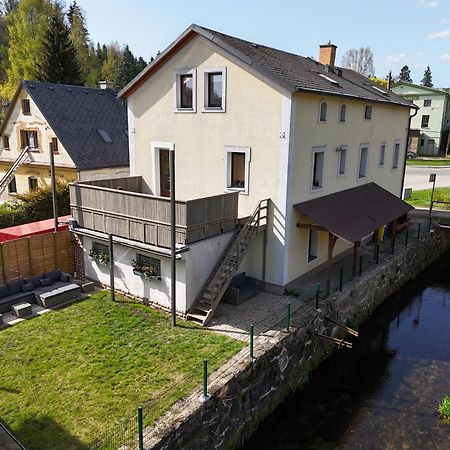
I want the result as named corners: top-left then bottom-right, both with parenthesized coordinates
top-left (337, 146), bottom-right (347, 176)
top-left (423, 99), bottom-right (432, 107)
top-left (319, 101), bottom-right (327, 122)
top-left (364, 105), bottom-right (372, 120)
top-left (174, 69), bottom-right (196, 112)
top-left (339, 104), bottom-right (346, 123)
top-left (379, 142), bottom-right (386, 166)
top-left (308, 229), bottom-right (319, 262)
top-left (224, 146), bottom-right (250, 194)
top-left (312, 148), bottom-right (325, 190)
top-left (392, 140), bottom-right (401, 169)
top-left (202, 67), bottom-right (226, 111)
top-left (358, 144), bottom-right (369, 179)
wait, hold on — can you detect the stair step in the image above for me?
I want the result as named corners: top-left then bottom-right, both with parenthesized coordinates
top-left (186, 312), bottom-right (207, 323)
top-left (193, 303), bottom-right (211, 313)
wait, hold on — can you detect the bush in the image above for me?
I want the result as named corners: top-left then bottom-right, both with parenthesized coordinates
top-left (0, 181), bottom-right (70, 229)
top-left (437, 396), bottom-right (450, 425)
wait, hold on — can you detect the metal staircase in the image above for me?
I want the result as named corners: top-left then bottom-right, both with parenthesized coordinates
top-left (187, 199), bottom-right (269, 326)
top-left (0, 147), bottom-right (32, 195)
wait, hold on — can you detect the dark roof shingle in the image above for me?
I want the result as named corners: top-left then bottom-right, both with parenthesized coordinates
top-left (22, 80), bottom-right (129, 170)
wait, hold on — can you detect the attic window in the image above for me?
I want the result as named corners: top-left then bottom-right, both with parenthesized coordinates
top-left (22, 99), bottom-right (31, 115)
top-left (318, 73), bottom-right (340, 86)
top-left (372, 85), bottom-right (388, 95)
top-left (97, 129), bottom-right (112, 142)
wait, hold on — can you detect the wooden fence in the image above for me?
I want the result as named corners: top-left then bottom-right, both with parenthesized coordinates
top-left (0, 230), bottom-right (75, 285)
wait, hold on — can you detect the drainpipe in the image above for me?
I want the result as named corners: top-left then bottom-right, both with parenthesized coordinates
top-left (387, 71), bottom-right (392, 90)
top-left (400, 107), bottom-right (419, 199)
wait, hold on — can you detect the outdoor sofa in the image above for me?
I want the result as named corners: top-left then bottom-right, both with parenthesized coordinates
top-left (222, 272), bottom-right (258, 306)
top-left (0, 270), bottom-right (81, 314)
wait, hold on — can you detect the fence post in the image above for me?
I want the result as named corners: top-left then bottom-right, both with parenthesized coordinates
top-left (417, 223), bottom-right (421, 239)
top-left (405, 227), bottom-right (409, 247)
top-left (202, 359), bottom-right (209, 401)
top-left (285, 303), bottom-right (291, 331)
top-left (359, 255), bottom-right (363, 277)
top-left (109, 233), bottom-right (115, 302)
top-left (137, 406), bottom-right (143, 450)
top-left (249, 325), bottom-right (254, 360)
top-left (315, 283), bottom-right (320, 309)
top-left (339, 267), bottom-right (343, 292)
top-left (376, 245), bottom-right (380, 265)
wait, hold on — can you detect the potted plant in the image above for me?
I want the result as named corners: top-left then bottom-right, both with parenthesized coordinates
top-left (89, 248), bottom-right (110, 265)
top-left (131, 259), bottom-right (161, 281)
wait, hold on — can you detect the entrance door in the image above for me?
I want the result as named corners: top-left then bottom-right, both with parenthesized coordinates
top-left (159, 149), bottom-right (170, 197)
top-left (427, 139), bottom-right (435, 155)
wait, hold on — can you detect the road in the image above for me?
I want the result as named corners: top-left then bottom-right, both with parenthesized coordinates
top-left (404, 166), bottom-right (450, 190)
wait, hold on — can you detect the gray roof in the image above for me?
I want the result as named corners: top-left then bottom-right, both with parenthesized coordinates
top-left (21, 80), bottom-right (129, 170)
top-left (120, 24), bottom-right (415, 109)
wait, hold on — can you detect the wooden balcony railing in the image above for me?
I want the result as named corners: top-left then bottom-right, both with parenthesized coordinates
top-left (69, 176), bottom-right (239, 248)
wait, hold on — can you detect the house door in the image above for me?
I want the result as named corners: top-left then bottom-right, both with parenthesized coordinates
top-left (159, 149), bottom-right (170, 197)
top-left (427, 139), bottom-right (435, 155)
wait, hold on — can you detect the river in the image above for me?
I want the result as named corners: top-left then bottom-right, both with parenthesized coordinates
top-left (242, 253), bottom-right (450, 450)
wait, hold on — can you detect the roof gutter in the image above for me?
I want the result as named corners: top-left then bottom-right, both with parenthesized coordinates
top-left (400, 106), bottom-right (419, 199)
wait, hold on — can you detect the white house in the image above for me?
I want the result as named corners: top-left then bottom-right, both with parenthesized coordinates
top-left (70, 25), bottom-right (414, 325)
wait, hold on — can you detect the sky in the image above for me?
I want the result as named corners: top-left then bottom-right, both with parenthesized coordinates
top-left (75, 0), bottom-right (450, 88)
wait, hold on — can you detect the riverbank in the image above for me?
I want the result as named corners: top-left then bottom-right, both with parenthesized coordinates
top-left (141, 216), bottom-right (450, 449)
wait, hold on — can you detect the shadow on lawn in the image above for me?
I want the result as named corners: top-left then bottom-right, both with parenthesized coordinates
top-left (13, 416), bottom-right (89, 450)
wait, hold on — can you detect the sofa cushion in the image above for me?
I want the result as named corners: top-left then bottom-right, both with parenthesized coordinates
top-left (0, 284), bottom-right (9, 298)
top-left (60, 272), bottom-right (71, 282)
top-left (40, 277), bottom-right (52, 287)
top-left (8, 280), bottom-right (24, 295)
top-left (26, 274), bottom-right (43, 289)
top-left (21, 283), bottom-right (34, 293)
top-left (229, 273), bottom-right (246, 288)
top-left (44, 270), bottom-right (62, 283)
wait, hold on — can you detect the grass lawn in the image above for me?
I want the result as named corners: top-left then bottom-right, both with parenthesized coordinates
top-left (406, 187), bottom-right (450, 208)
top-left (0, 291), bottom-right (245, 450)
top-left (407, 158), bottom-right (450, 166)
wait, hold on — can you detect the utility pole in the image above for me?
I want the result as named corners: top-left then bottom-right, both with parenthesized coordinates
top-left (49, 142), bottom-right (58, 231)
top-left (170, 147), bottom-right (176, 327)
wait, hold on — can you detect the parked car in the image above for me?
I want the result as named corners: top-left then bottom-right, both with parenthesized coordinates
top-left (407, 150), bottom-right (417, 160)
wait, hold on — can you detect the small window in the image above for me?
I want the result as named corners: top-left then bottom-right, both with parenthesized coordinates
top-left (312, 149), bottom-right (325, 189)
top-left (21, 99), bottom-right (30, 115)
top-left (308, 229), bottom-right (319, 262)
top-left (423, 99), bottom-right (432, 107)
top-left (224, 146), bottom-right (250, 194)
top-left (2, 135), bottom-right (9, 150)
top-left (319, 101), bottom-right (327, 122)
top-left (50, 137), bottom-right (59, 154)
top-left (337, 146), bottom-right (346, 176)
top-left (421, 115), bottom-right (430, 128)
top-left (420, 138), bottom-right (425, 147)
top-left (393, 141), bottom-right (401, 169)
top-left (180, 74), bottom-right (193, 109)
top-left (358, 145), bottom-right (369, 179)
top-left (8, 176), bottom-right (17, 194)
top-left (339, 104), bottom-right (346, 123)
top-left (20, 130), bottom-right (38, 150)
top-left (174, 69), bottom-right (196, 111)
top-left (28, 176), bottom-right (38, 191)
top-left (207, 72), bottom-right (222, 107)
top-left (135, 254), bottom-right (161, 279)
top-left (97, 129), bottom-right (112, 143)
top-left (379, 142), bottom-right (386, 166)
top-left (364, 105), bottom-right (372, 120)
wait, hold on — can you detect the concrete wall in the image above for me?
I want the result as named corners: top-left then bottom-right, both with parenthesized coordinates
top-left (142, 226), bottom-right (450, 450)
top-left (82, 231), bottom-right (234, 313)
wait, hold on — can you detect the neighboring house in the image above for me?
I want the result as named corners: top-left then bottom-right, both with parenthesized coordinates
top-left (0, 80), bottom-right (129, 201)
top-left (391, 82), bottom-right (450, 156)
top-left (70, 24), bottom-right (414, 325)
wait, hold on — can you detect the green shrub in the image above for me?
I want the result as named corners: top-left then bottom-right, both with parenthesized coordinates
top-left (437, 396), bottom-right (450, 425)
top-left (0, 181), bottom-right (70, 229)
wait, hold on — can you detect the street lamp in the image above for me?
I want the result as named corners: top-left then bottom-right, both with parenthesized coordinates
top-left (429, 173), bottom-right (436, 231)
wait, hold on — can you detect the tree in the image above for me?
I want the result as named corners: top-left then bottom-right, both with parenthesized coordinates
top-left (136, 56), bottom-right (147, 73)
top-left (368, 76), bottom-right (388, 88)
top-left (101, 41), bottom-right (122, 83)
top-left (113, 45), bottom-right (138, 90)
top-left (1, 0), bottom-right (54, 99)
top-left (36, 7), bottom-right (81, 84)
top-left (341, 47), bottom-right (375, 77)
top-left (398, 65), bottom-right (413, 83)
top-left (421, 66), bottom-right (433, 87)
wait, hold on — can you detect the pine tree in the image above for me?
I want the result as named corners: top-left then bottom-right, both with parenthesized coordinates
top-left (398, 65), bottom-right (413, 83)
top-left (101, 41), bottom-right (122, 83)
top-left (136, 56), bottom-right (147, 72)
top-left (421, 66), bottom-right (433, 87)
top-left (37, 8), bottom-right (81, 84)
top-left (114, 45), bottom-right (138, 90)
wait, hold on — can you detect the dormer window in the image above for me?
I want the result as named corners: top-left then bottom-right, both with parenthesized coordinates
top-left (319, 101), bottom-right (327, 122)
top-left (174, 69), bottom-right (196, 112)
top-left (364, 105), bottom-right (372, 120)
top-left (2, 135), bottom-right (9, 150)
top-left (339, 104), bottom-right (346, 123)
top-left (21, 99), bottom-right (30, 115)
top-left (202, 67), bottom-right (226, 112)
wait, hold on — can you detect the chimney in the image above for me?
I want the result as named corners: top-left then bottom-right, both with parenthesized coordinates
top-left (99, 80), bottom-right (114, 90)
top-left (319, 42), bottom-right (337, 67)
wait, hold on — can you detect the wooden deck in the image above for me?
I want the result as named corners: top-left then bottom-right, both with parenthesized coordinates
top-left (70, 176), bottom-right (239, 248)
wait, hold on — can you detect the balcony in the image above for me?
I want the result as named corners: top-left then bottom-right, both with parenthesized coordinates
top-left (69, 176), bottom-right (239, 248)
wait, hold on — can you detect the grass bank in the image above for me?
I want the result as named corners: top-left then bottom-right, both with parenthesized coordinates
top-left (0, 291), bottom-right (244, 450)
top-left (406, 187), bottom-right (450, 209)
top-left (406, 158), bottom-right (450, 167)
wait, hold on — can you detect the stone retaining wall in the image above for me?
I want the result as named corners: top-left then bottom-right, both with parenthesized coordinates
top-left (143, 227), bottom-right (450, 450)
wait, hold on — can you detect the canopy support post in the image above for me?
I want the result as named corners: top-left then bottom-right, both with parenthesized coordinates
top-left (326, 233), bottom-right (337, 295)
top-left (352, 241), bottom-right (360, 277)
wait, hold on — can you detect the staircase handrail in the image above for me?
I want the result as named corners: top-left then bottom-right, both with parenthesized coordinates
top-left (0, 146), bottom-right (31, 192)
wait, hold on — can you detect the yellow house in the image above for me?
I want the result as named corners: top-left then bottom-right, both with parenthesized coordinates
top-left (70, 25), bottom-right (415, 324)
top-left (0, 80), bottom-right (129, 201)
